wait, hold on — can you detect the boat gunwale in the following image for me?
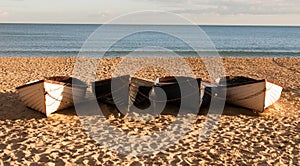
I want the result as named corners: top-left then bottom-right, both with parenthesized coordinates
top-left (93, 75), bottom-right (130, 84)
top-left (220, 79), bottom-right (266, 88)
top-left (266, 79), bottom-right (284, 88)
top-left (130, 77), bottom-right (155, 85)
top-left (92, 75), bottom-right (130, 91)
top-left (155, 76), bottom-right (202, 86)
top-left (16, 79), bottom-right (88, 90)
top-left (202, 76), bottom-right (283, 89)
top-left (218, 79), bottom-right (283, 88)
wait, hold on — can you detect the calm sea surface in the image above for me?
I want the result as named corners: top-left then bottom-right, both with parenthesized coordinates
top-left (0, 24), bottom-right (299, 57)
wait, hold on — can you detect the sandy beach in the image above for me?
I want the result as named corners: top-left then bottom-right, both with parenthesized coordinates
top-left (0, 57), bottom-right (299, 165)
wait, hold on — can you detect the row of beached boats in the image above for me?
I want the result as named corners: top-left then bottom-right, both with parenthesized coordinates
top-left (16, 75), bottom-right (283, 116)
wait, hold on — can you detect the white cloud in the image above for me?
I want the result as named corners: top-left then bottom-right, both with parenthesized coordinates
top-left (141, 0), bottom-right (300, 15)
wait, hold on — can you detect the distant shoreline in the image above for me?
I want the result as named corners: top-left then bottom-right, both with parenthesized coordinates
top-left (0, 23), bottom-right (300, 27)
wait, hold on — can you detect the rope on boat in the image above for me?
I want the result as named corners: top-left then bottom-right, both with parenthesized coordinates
top-left (44, 83), bottom-right (86, 104)
top-left (204, 87), bottom-right (269, 101)
top-left (45, 84), bottom-right (65, 93)
top-left (94, 86), bottom-right (203, 103)
top-left (44, 77), bottom-right (201, 104)
top-left (133, 87), bottom-right (203, 103)
top-left (44, 92), bottom-right (73, 104)
top-left (45, 82), bottom-right (81, 93)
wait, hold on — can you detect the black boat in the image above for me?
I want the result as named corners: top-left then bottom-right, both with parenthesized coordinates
top-left (92, 75), bottom-right (130, 111)
top-left (154, 76), bottom-right (202, 110)
top-left (129, 76), bottom-right (202, 110)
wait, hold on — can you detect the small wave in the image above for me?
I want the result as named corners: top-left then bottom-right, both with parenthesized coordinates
top-left (0, 50), bottom-right (299, 58)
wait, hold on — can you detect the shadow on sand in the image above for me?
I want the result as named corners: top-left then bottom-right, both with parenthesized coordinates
top-left (56, 101), bottom-right (261, 120)
top-left (0, 90), bottom-right (260, 121)
top-left (0, 91), bottom-right (46, 120)
top-left (200, 104), bottom-right (259, 117)
top-left (0, 92), bottom-right (98, 120)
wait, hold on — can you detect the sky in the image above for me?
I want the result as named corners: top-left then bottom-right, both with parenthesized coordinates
top-left (0, 0), bottom-right (300, 25)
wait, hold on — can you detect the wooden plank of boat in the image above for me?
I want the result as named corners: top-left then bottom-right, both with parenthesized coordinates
top-left (225, 80), bottom-right (267, 112)
top-left (129, 77), bottom-right (154, 108)
top-left (17, 81), bottom-right (46, 114)
top-left (16, 76), bottom-right (87, 116)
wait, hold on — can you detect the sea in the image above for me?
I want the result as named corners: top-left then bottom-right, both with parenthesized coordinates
top-left (0, 24), bottom-right (299, 58)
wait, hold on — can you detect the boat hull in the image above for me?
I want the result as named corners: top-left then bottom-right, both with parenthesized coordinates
top-left (130, 76), bottom-right (203, 111)
top-left (204, 77), bottom-right (283, 112)
top-left (17, 77), bottom-right (87, 116)
top-left (92, 75), bottom-right (130, 111)
top-left (155, 76), bottom-right (202, 108)
top-left (129, 77), bottom-right (154, 108)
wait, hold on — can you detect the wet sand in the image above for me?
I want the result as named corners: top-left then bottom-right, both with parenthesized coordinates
top-left (0, 57), bottom-right (299, 165)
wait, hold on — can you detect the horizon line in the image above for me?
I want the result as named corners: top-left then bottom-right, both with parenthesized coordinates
top-left (0, 22), bottom-right (300, 27)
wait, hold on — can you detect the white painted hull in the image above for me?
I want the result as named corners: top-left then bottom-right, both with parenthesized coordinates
top-left (17, 78), bottom-right (87, 116)
top-left (223, 80), bottom-right (283, 112)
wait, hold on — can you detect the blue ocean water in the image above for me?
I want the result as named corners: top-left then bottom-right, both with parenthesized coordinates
top-left (0, 24), bottom-right (299, 57)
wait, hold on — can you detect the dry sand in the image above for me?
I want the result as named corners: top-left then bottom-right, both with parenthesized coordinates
top-left (0, 57), bottom-right (299, 165)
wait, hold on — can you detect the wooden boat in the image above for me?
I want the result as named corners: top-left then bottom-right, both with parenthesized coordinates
top-left (205, 76), bottom-right (283, 112)
top-left (92, 75), bottom-right (130, 110)
top-left (154, 76), bottom-right (202, 107)
top-left (201, 80), bottom-right (218, 107)
top-left (129, 76), bottom-right (203, 110)
top-left (16, 76), bottom-right (87, 116)
top-left (129, 77), bottom-right (154, 108)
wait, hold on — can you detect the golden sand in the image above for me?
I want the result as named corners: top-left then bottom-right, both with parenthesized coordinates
top-left (0, 57), bottom-right (299, 165)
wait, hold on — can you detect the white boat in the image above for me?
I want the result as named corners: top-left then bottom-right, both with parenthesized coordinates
top-left (205, 76), bottom-right (283, 112)
top-left (16, 76), bottom-right (87, 116)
